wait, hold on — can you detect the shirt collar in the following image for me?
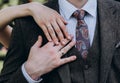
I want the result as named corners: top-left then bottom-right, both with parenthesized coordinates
top-left (59, 0), bottom-right (97, 20)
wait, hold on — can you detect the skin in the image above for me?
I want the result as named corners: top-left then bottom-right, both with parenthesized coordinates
top-left (1, 0), bottom-right (88, 80)
top-left (0, 2), bottom-right (71, 48)
top-left (25, 0), bottom-right (88, 80)
top-left (0, 26), bottom-right (12, 48)
top-left (25, 36), bottom-right (76, 80)
top-left (68, 0), bottom-right (88, 8)
top-left (0, 1), bottom-right (77, 81)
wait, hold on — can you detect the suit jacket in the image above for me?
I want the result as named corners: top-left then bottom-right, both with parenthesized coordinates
top-left (0, 0), bottom-right (120, 83)
top-left (116, 0), bottom-right (120, 2)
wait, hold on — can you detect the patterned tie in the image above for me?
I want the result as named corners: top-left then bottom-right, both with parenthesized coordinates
top-left (73, 10), bottom-right (90, 59)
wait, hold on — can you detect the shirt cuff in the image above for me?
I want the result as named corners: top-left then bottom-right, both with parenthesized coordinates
top-left (21, 63), bottom-right (42, 83)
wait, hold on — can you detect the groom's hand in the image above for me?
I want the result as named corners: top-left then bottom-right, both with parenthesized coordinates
top-left (24, 36), bottom-right (76, 80)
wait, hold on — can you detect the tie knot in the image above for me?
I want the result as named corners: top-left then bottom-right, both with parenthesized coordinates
top-left (73, 10), bottom-right (86, 20)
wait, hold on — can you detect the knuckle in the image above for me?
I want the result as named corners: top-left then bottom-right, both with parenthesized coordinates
top-left (49, 50), bottom-right (54, 55)
top-left (49, 29), bottom-right (54, 34)
top-left (58, 32), bottom-right (63, 37)
top-left (52, 34), bottom-right (57, 39)
top-left (52, 57), bottom-right (57, 61)
top-left (54, 62), bottom-right (60, 67)
top-left (49, 49), bottom-right (56, 55)
top-left (43, 29), bottom-right (48, 33)
top-left (47, 26), bottom-right (52, 30)
top-left (58, 16), bottom-right (63, 20)
top-left (55, 28), bottom-right (61, 33)
top-left (48, 29), bottom-right (53, 33)
top-left (63, 40), bottom-right (69, 45)
top-left (40, 22), bottom-right (45, 26)
top-left (52, 35), bottom-right (57, 39)
top-left (64, 39), bottom-right (69, 43)
top-left (58, 33), bottom-right (64, 39)
top-left (64, 58), bottom-right (69, 63)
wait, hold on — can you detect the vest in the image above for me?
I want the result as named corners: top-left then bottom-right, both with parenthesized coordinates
top-left (68, 23), bottom-right (101, 83)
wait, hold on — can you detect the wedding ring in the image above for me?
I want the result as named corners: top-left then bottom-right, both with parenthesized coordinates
top-left (60, 51), bottom-right (65, 56)
top-left (62, 52), bottom-right (65, 55)
top-left (47, 25), bottom-right (51, 28)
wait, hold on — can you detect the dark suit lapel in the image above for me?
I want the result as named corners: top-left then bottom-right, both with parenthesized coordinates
top-left (98, 0), bottom-right (117, 83)
top-left (45, 0), bottom-right (71, 83)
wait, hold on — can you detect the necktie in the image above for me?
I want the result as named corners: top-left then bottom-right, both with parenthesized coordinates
top-left (73, 10), bottom-right (90, 59)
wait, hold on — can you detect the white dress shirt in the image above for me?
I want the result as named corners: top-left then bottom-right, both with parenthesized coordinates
top-left (22, 64), bottom-right (42, 83)
top-left (22, 0), bottom-right (97, 83)
top-left (59, 0), bottom-right (97, 45)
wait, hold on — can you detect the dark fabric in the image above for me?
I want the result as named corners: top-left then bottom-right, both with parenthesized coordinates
top-left (115, 0), bottom-right (120, 2)
top-left (68, 20), bottom-right (100, 83)
top-left (83, 21), bottom-right (100, 83)
top-left (0, 0), bottom-right (120, 83)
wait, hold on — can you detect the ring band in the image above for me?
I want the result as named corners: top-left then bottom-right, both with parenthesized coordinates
top-left (47, 25), bottom-right (51, 27)
top-left (62, 52), bottom-right (65, 55)
top-left (61, 51), bottom-right (65, 56)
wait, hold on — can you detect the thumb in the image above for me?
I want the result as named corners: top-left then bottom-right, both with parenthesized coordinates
top-left (34, 36), bottom-right (43, 48)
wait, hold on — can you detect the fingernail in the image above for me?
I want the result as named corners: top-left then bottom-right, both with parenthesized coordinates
top-left (38, 36), bottom-right (41, 40)
top-left (73, 56), bottom-right (77, 60)
top-left (56, 41), bottom-right (59, 45)
top-left (68, 36), bottom-right (71, 40)
top-left (49, 39), bottom-right (52, 42)
top-left (65, 21), bottom-right (68, 24)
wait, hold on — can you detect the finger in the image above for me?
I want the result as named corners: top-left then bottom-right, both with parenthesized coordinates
top-left (59, 40), bottom-right (75, 57)
top-left (51, 20), bottom-right (65, 44)
top-left (46, 24), bottom-right (59, 45)
top-left (57, 18), bottom-right (71, 40)
top-left (60, 16), bottom-right (68, 25)
top-left (55, 39), bottom-right (71, 51)
top-left (60, 56), bottom-right (77, 65)
top-left (45, 41), bottom-right (54, 48)
top-left (34, 36), bottom-right (43, 48)
top-left (41, 25), bottom-right (52, 41)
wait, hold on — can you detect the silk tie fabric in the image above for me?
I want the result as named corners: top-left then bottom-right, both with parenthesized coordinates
top-left (73, 10), bottom-right (90, 59)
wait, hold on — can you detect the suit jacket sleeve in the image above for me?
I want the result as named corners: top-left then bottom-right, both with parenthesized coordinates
top-left (0, 18), bottom-right (29, 83)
